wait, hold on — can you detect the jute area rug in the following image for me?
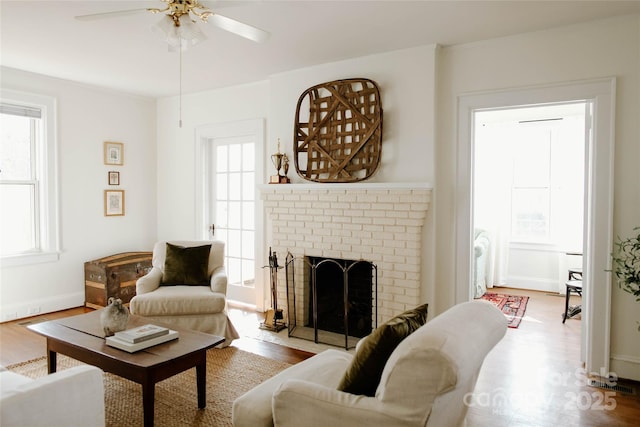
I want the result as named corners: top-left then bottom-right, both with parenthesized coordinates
top-left (7, 347), bottom-right (291, 427)
top-left (479, 292), bottom-right (529, 328)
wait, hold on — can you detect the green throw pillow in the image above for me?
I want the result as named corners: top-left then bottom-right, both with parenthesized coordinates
top-left (161, 243), bottom-right (211, 286)
top-left (337, 303), bottom-right (429, 396)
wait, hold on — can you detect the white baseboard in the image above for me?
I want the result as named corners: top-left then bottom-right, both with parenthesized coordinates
top-left (1, 292), bottom-right (84, 322)
top-left (227, 299), bottom-right (257, 311)
top-left (610, 353), bottom-right (640, 382)
top-left (505, 276), bottom-right (559, 293)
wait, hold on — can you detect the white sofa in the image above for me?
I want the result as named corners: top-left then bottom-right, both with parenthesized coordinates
top-left (0, 365), bottom-right (105, 427)
top-left (129, 240), bottom-right (239, 347)
top-left (232, 301), bottom-right (507, 427)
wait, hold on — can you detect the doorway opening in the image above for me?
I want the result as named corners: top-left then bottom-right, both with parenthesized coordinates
top-left (472, 102), bottom-right (587, 298)
top-left (195, 119), bottom-right (265, 308)
top-left (455, 79), bottom-right (615, 376)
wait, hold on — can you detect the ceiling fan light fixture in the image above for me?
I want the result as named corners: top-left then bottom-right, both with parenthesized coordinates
top-left (152, 13), bottom-right (206, 52)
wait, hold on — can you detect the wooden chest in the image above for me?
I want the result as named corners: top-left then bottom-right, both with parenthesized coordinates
top-left (84, 252), bottom-right (153, 309)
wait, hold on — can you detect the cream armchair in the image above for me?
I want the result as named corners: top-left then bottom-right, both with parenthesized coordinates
top-left (129, 240), bottom-right (239, 347)
top-left (233, 301), bottom-right (507, 427)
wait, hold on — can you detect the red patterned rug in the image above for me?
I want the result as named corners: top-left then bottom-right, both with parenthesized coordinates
top-left (479, 292), bottom-right (529, 328)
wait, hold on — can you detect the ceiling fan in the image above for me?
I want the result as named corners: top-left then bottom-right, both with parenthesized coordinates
top-left (75, 0), bottom-right (270, 47)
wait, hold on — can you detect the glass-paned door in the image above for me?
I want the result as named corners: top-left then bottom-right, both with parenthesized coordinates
top-left (211, 136), bottom-right (255, 304)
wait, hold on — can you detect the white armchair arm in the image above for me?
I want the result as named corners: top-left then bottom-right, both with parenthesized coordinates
top-left (0, 365), bottom-right (105, 427)
top-left (136, 267), bottom-right (162, 294)
top-left (272, 380), bottom-right (412, 427)
top-left (210, 266), bottom-right (227, 294)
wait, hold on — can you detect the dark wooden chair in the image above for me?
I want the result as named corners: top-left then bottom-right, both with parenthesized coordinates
top-left (563, 267), bottom-right (583, 323)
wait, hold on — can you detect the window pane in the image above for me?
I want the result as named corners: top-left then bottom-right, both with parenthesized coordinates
top-left (242, 230), bottom-right (254, 258)
top-left (227, 229), bottom-right (241, 257)
top-left (512, 188), bottom-right (549, 239)
top-left (242, 259), bottom-right (255, 286)
top-left (0, 113), bottom-right (33, 180)
top-left (229, 172), bottom-right (241, 201)
top-left (242, 172), bottom-right (254, 201)
top-left (0, 184), bottom-right (36, 254)
top-left (215, 228), bottom-right (227, 244)
top-left (216, 145), bottom-right (228, 172)
top-left (242, 201), bottom-right (254, 230)
top-left (513, 128), bottom-right (551, 187)
top-left (216, 201), bottom-right (228, 227)
top-left (242, 143), bottom-right (254, 172)
top-left (216, 173), bottom-right (227, 200)
top-left (227, 257), bottom-right (241, 286)
top-left (228, 201), bottom-right (241, 229)
top-left (229, 144), bottom-right (241, 172)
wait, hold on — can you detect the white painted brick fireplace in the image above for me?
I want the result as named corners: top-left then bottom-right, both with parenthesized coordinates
top-left (260, 183), bottom-right (432, 325)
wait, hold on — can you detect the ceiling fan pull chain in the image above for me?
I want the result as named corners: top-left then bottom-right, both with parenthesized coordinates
top-left (179, 44), bottom-right (183, 128)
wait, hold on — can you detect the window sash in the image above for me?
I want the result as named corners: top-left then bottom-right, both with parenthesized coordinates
top-left (0, 91), bottom-right (54, 262)
top-left (0, 182), bottom-right (39, 255)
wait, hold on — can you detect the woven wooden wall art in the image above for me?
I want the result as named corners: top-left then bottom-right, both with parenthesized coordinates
top-left (294, 78), bottom-right (383, 183)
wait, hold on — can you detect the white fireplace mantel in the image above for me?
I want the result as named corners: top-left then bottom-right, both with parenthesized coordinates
top-left (258, 181), bottom-right (433, 192)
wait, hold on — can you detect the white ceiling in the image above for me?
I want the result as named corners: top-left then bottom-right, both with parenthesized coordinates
top-left (2, 1), bottom-right (639, 98)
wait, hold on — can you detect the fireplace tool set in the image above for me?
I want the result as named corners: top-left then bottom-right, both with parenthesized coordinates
top-left (260, 248), bottom-right (286, 331)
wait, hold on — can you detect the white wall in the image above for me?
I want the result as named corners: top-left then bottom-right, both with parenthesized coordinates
top-left (0, 67), bottom-right (157, 320)
top-left (155, 82), bottom-right (270, 241)
top-left (267, 45), bottom-right (438, 185)
top-left (436, 15), bottom-right (640, 380)
top-left (156, 45), bottom-right (438, 315)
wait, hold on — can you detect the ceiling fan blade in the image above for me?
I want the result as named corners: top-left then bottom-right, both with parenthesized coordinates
top-left (208, 14), bottom-right (270, 43)
top-left (75, 9), bottom-right (150, 21)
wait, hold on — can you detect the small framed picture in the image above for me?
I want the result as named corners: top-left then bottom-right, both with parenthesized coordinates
top-left (108, 171), bottom-right (120, 186)
top-left (104, 141), bottom-right (124, 166)
top-left (104, 190), bottom-right (125, 216)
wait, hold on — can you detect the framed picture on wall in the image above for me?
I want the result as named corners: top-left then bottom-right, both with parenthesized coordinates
top-left (108, 171), bottom-right (120, 185)
top-left (104, 141), bottom-right (124, 165)
top-left (104, 190), bottom-right (125, 216)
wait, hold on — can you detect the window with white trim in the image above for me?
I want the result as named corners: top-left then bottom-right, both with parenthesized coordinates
top-left (0, 90), bottom-right (59, 265)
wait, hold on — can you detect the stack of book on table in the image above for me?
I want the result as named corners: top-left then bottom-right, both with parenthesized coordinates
top-left (106, 324), bottom-right (178, 352)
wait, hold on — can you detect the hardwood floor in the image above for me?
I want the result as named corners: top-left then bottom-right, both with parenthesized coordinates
top-left (468, 287), bottom-right (640, 426)
top-left (1, 288), bottom-right (638, 426)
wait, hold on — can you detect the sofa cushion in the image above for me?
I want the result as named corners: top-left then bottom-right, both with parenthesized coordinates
top-left (162, 243), bottom-right (211, 285)
top-left (129, 285), bottom-right (227, 315)
top-left (337, 303), bottom-right (428, 396)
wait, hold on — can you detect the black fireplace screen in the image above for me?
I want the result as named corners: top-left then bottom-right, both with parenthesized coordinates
top-left (285, 253), bottom-right (377, 350)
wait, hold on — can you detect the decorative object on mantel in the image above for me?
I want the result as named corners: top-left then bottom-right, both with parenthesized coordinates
top-left (100, 297), bottom-right (130, 336)
top-left (260, 248), bottom-right (286, 331)
top-left (294, 78), bottom-right (383, 183)
top-left (269, 138), bottom-right (290, 184)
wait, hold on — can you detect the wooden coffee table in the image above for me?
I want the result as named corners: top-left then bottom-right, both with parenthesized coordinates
top-left (28, 311), bottom-right (224, 427)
